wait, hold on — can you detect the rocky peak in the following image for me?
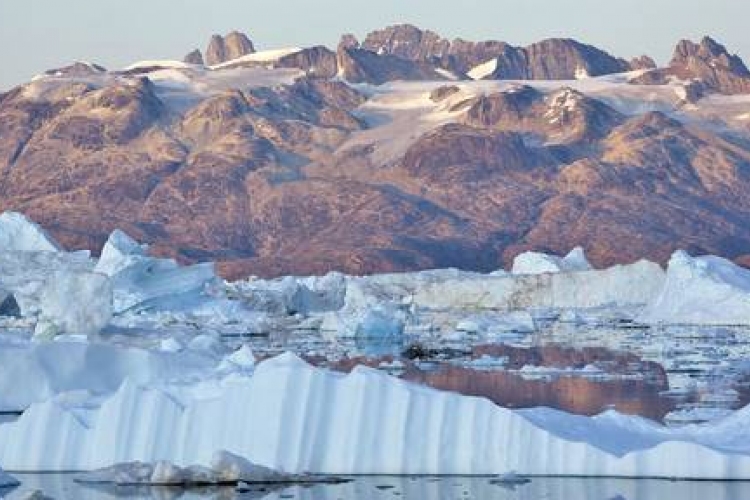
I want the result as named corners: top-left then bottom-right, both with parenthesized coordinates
top-left (183, 49), bottom-right (204, 66)
top-left (629, 55), bottom-right (657, 71)
top-left (361, 24), bottom-right (450, 61)
top-left (43, 62), bottom-right (107, 78)
top-left (205, 31), bottom-right (256, 66)
top-left (631, 36), bottom-right (750, 95)
top-left (357, 24), bottom-right (635, 81)
top-left (338, 34), bottom-right (360, 51)
top-left (671, 36), bottom-right (750, 77)
top-left (524, 39), bottom-right (631, 80)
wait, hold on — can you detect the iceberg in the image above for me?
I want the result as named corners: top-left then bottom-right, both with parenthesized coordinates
top-left (33, 271), bottom-right (113, 339)
top-left (0, 340), bottom-right (221, 412)
top-left (511, 247), bottom-right (592, 275)
top-left (2, 353), bottom-right (750, 479)
top-left (94, 230), bottom-right (217, 314)
top-left (0, 467), bottom-right (20, 488)
top-left (640, 250), bottom-right (750, 325)
top-left (413, 260), bottom-right (664, 312)
top-left (0, 212), bottom-right (61, 253)
top-left (76, 450), bottom-right (292, 485)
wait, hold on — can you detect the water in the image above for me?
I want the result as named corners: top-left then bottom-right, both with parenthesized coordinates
top-left (223, 320), bottom-right (750, 423)
top-left (7, 474), bottom-right (750, 500)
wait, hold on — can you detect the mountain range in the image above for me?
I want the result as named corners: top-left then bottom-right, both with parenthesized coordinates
top-left (2, 24), bottom-right (750, 278)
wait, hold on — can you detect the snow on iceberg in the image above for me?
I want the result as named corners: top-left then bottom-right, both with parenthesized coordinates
top-left (512, 247), bottom-right (592, 275)
top-left (640, 250), bottom-right (750, 325)
top-left (2, 352), bottom-right (750, 478)
top-left (0, 212), bottom-right (61, 253)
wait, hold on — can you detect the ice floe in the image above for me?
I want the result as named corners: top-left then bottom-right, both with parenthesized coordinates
top-left (76, 450), bottom-right (293, 485)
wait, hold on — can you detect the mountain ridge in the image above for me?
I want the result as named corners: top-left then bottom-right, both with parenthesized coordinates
top-left (3, 25), bottom-right (750, 278)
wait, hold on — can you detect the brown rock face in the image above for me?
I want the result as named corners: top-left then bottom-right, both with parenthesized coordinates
top-left (632, 36), bottom-right (750, 95)
top-left (183, 49), bottom-right (204, 65)
top-left (336, 36), bottom-right (446, 84)
top-left (629, 55), bottom-right (657, 71)
top-left (5, 35), bottom-right (750, 278)
top-left (359, 24), bottom-right (632, 80)
top-left (205, 31), bottom-right (255, 66)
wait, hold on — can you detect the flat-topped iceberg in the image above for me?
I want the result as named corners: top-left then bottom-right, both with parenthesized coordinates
top-left (640, 250), bottom-right (750, 325)
top-left (2, 352), bottom-right (750, 479)
top-left (413, 259), bottom-right (665, 312)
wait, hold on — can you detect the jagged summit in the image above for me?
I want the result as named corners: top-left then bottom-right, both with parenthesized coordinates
top-left (5, 26), bottom-right (750, 278)
top-left (632, 35), bottom-right (750, 95)
top-left (205, 31), bottom-right (256, 66)
top-left (671, 36), bottom-right (750, 76)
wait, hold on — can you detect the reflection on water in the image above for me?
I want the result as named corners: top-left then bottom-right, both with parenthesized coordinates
top-left (9, 474), bottom-right (750, 500)
top-left (238, 321), bottom-right (750, 422)
top-left (402, 364), bottom-right (675, 421)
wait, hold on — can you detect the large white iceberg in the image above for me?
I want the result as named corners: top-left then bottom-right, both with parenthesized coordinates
top-left (2, 352), bottom-right (750, 479)
top-left (641, 250), bottom-right (750, 325)
top-left (0, 212), bottom-right (61, 253)
top-left (512, 247), bottom-right (592, 275)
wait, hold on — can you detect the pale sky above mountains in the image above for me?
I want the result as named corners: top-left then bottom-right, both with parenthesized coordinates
top-left (1, 0), bottom-right (748, 89)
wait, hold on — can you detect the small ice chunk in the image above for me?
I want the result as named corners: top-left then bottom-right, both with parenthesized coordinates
top-left (210, 450), bottom-right (287, 483)
top-left (150, 460), bottom-right (187, 485)
top-left (159, 337), bottom-right (184, 353)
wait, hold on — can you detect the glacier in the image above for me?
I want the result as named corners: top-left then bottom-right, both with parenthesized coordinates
top-left (2, 353), bottom-right (750, 478)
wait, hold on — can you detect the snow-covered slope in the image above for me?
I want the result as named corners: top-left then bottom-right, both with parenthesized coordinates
top-left (211, 47), bottom-right (303, 69)
top-left (640, 251), bottom-right (750, 325)
top-left (2, 353), bottom-right (750, 478)
top-left (467, 59), bottom-right (498, 80)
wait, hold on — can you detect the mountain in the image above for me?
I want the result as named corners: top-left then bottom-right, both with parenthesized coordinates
top-left (2, 26), bottom-right (750, 278)
top-left (204, 31), bottom-right (256, 66)
top-left (632, 36), bottom-right (750, 95)
top-left (359, 24), bottom-right (633, 80)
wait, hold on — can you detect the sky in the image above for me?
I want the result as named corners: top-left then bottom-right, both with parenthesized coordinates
top-left (1, 0), bottom-right (749, 90)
